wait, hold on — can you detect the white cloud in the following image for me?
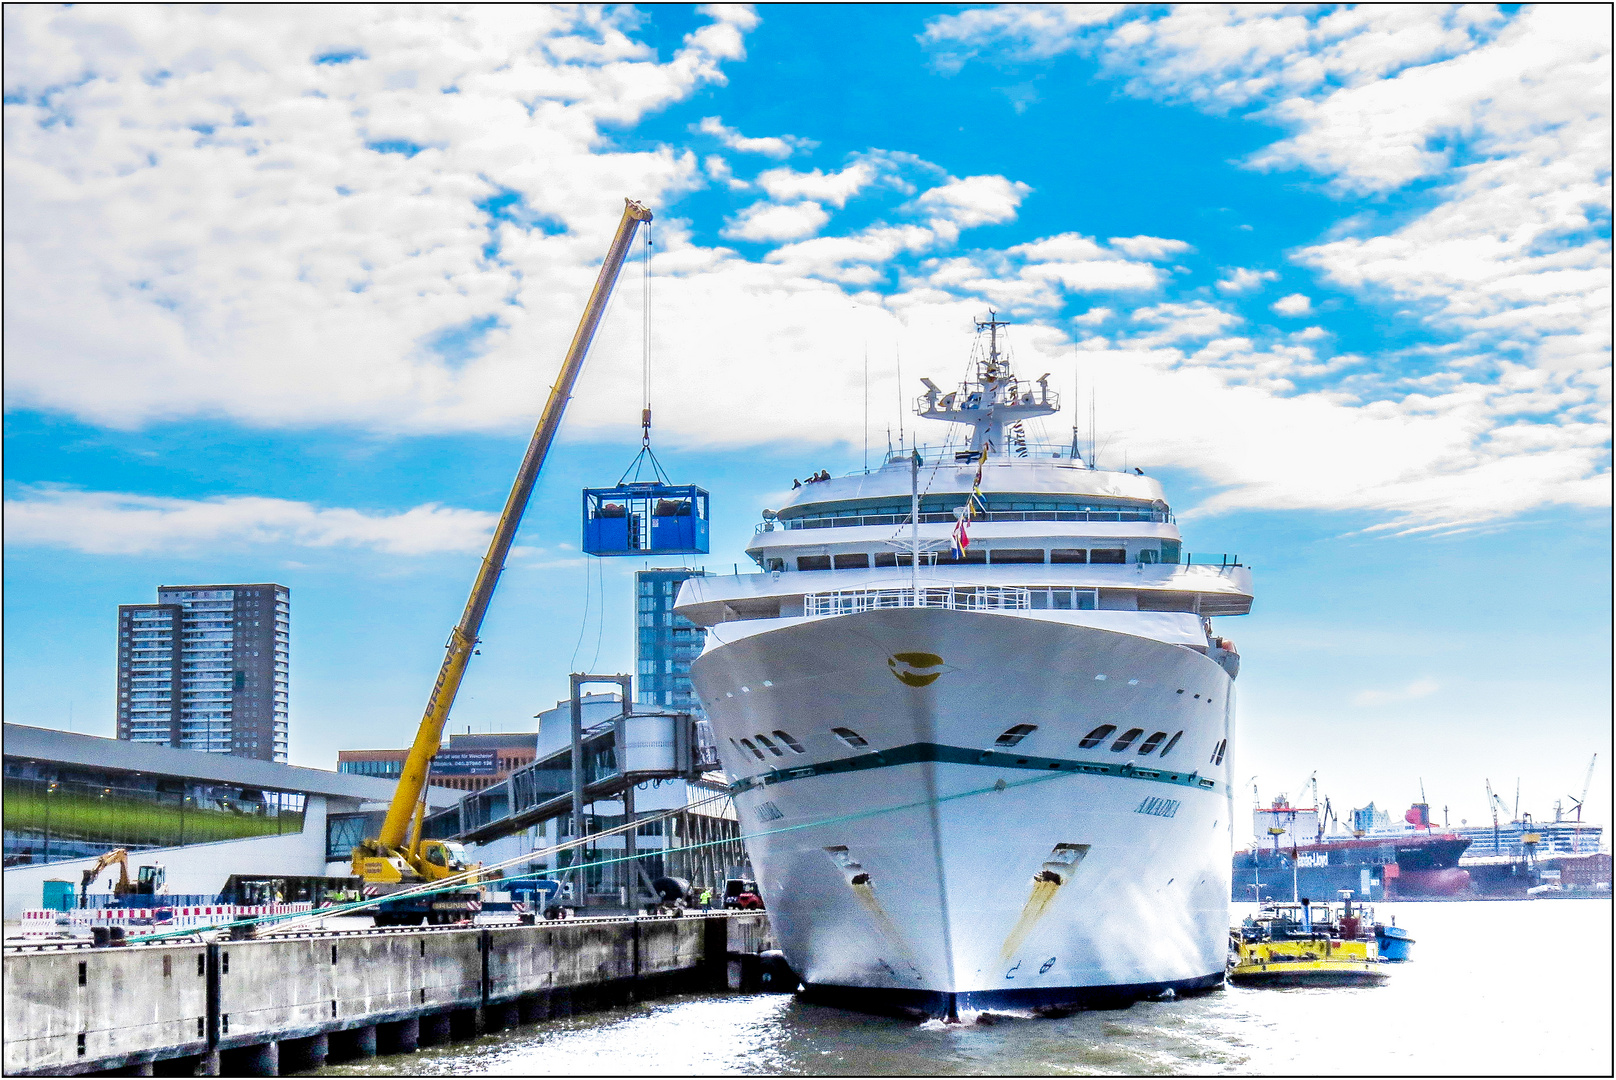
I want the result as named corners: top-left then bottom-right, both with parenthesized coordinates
top-left (696, 115), bottom-right (813, 159)
top-left (0, 4), bottom-right (1606, 533)
top-left (703, 154), bottom-right (749, 191)
top-left (1216, 267), bottom-right (1280, 294)
top-left (1354, 678), bottom-right (1441, 707)
top-left (920, 4), bottom-right (1124, 72)
top-left (755, 162), bottom-right (877, 208)
top-left (1128, 301), bottom-right (1242, 345)
top-left (1272, 293), bottom-right (1312, 316)
top-left (915, 174), bottom-right (1032, 230)
top-left (1072, 307), bottom-right (1113, 326)
top-left (1107, 235), bottom-right (1192, 260)
top-left (912, 5), bottom-right (1612, 456)
top-left (722, 201), bottom-right (830, 243)
top-left (4, 487), bottom-right (496, 556)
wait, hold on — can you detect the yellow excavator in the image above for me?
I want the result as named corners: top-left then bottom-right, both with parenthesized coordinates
top-left (352, 198), bottom-right (653, 926)
top-left (80, 848), bottom-right (165, 907)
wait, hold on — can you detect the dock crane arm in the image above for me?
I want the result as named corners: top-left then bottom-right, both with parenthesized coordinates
top-left (361, 199), bottom-right (653, 860)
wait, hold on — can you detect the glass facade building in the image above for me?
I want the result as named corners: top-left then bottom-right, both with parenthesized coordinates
top-left (117, 583), bottom-right (290, 762)
top-left (635, 569), bottom-right (709, 716)
top-left (3, 757), bottom-right (305, 867)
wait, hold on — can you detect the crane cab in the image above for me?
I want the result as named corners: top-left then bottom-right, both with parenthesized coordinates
top-left (582, 482), bottom-right (709, 555)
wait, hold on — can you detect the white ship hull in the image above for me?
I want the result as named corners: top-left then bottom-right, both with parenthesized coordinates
top-left (692, 606), bottom-right (1236, 1017)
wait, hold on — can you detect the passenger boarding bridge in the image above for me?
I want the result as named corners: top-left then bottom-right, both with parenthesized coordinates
top-left (423, 690), bottom-right (722, 847)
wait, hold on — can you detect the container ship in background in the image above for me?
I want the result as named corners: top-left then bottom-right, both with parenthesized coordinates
top-left (1233, 794), bottom-right (1608, 901)
top-left (681, 315), bottom-right (1253, 1018)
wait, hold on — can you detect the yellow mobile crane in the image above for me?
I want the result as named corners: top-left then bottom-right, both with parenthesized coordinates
top-left (352, 199), bottom-right (653, 925)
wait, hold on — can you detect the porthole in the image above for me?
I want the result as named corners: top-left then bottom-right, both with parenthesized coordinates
top-left (772, 730), bottom-right (806, 754)
top-left (740, 738), bottom-right (765, 761)
top-left (1110, 728), bottom-right (1145, 752)
top-left (1137, 731), bottom-right (1168, 755)
top-left (1078, 724), bottom-right (1116, 750)
top-left (831, 727), bottom-right (868, 748)
top-left (995, 724), bottom-right (1038, 747)
top-left (755, 734), bottom-right (785, 757)
top-left (1159, 731), bottom-right (1183, 758)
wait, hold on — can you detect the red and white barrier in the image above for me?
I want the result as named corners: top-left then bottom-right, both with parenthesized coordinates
top-left (18, 902), bottom-right (314, 935)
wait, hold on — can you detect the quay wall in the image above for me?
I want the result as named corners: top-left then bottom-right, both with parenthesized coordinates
top-left (4, 913), bottom-right (775, 1077)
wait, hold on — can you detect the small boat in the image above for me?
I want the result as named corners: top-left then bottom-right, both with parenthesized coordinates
top-left (1229, 898), bottom-right (1390, 986)
top-left (1374, 920), bottom-right (1414, 961)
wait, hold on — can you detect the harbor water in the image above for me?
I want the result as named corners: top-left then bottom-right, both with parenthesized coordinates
top-left (317, 899), bottom-right (1611, 1076)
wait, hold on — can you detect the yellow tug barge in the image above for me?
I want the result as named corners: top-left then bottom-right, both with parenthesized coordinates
top-left (1228, 901), bottom-right (1390, 987)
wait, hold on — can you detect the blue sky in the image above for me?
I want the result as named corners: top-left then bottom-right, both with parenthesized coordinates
top-left (4, 5), bottom-right (1610, 833)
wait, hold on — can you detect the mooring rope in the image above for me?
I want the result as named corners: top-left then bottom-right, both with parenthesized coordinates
top-left (123, 762), bottom-right (1082, 944)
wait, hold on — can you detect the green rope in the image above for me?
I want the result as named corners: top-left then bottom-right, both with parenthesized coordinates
top-left (123, 763), bottom-right (1079, 944)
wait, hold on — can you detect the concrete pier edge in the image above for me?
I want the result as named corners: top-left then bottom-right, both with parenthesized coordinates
top-left (3, 913), bottom-right (776, 1077)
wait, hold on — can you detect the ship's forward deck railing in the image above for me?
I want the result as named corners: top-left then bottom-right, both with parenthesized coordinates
top-left (805, 586), bottom-right (1035, 616)
top-left (772, 508), bottom-right (1174, 532)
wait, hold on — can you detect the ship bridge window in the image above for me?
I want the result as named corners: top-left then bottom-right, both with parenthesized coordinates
top-left (754, 734), bottom-right (785, 757)
top-left (995, 724), bottom-right (1038, 747)
top-left (739, 738), bottom-right (766, 761)
top-left (1078, 724), bottom-right (1116, 749)
top-left (796, 556), bottom-right (831, 571)
top-left (765, 558), bottom-right (785, 572)
top-left (1159, 731), bottom-right (1183, 758)
top-left (1089, 549), bottom-right (1126, 564)
top-left (1110, 728), bottom-right (1145, 752)
top-left (772, 730), bottom-right (806, 754)
top-left (831, 727), bottom-right (868, 748)
top-left (934, 550), bottom-right (986, 566)
top-left (1050, 549), bottom-right (1088, 564)
top-left (833, 553), bottom-right (871, 569)
top-left (989, 549), bottom-right (1045, 564)
top-left (1210, 739), bottom-right (1227, 765)
top-left (1137, 731), bottom-right (1168, 755)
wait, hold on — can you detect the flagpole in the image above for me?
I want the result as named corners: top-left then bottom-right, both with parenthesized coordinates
top-left (910, 443), bottom-right (921, 607)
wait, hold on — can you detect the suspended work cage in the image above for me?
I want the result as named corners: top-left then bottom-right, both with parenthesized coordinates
top-left (581, 219), bottom-right (710, 557)
top-left (582, 481), bottom-right (709, 556)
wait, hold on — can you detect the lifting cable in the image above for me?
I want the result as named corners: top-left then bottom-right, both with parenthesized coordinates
top-left (125, 760), bottom-right (1090, 944)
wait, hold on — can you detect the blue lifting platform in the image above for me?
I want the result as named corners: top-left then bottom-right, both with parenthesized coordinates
top-left (582, 482), bottom-right (709, 556)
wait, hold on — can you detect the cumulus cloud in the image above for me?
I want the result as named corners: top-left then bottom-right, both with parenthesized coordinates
top-left (696, 116), bottom-right (814, 159)
top-left (1272, 293), bottom-right (1312, 316)
top-left (755, 162), bottom-right (877, 207)
top-left (1353, 678), bottom-right (1441, 707)
top-left (915, 174), bottom-right (1032, 231)
top-left (920, 4), bottom-right (1124, 72)
top-left (1, 4), bottom-right (1606, 532)
top-left (4, 487), bottom-right (496, 556)
top-left (1107, 235), bottom-right (1192, 260)
top-left (1216, 267), bottom-right (1280, 294)
top-left (722, 201), bottom-right (830, 243)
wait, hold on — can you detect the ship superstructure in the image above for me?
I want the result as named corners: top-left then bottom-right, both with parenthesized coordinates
top-left (679, 316), bottom-right (1253, 1017)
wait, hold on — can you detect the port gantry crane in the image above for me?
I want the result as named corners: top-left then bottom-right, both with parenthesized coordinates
top-left (350, 199), bottom-right (654, 922)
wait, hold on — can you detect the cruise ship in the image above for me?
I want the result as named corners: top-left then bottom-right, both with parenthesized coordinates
top-left (680, 316), bottom-right (1254, 1018)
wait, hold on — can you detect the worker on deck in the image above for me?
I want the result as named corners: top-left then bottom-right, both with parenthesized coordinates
top-left (699, 887), bottom-right (712, 911)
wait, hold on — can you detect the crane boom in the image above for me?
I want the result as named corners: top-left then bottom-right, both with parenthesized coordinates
top-left (371, 198), bottom-right (653, 852)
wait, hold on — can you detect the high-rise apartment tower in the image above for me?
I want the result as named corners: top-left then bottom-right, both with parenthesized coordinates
top-left (116, 583), bottom-right (290, 762)
top-left (635, 569), bottom-right (708, 716)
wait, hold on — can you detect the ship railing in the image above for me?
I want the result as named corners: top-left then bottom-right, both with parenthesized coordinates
top-left (768, 508), bottom-right (1174, 532)
top-left (804, 586), bottom-right (1031, 617)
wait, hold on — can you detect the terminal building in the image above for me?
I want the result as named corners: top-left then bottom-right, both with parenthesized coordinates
top-left (1, 723), bottom-right (458, 920)
top-left (116, 583), bottom-right (291, 762)
top-left (338, 734), bottom-right (540, 793)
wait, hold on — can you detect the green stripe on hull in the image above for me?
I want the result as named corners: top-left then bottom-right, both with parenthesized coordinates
top-left (729, 743), bottom-right (1219, 796)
